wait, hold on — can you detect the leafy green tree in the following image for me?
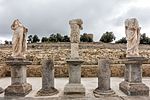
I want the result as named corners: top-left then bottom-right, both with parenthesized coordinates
top-left (4, 40), bottom-right (9, 44)
top-left (49, 33), bottom-right (66, 42)
top-left (4, 40), bottom-right (12, 45)
top-left (9, 41), bottom-right (12, 45)
top-left (32, 35), bottom-right (40, 43)
top-left (62, 35), bottom-right (70, 42)
top-left (27, 35), bottom-right (33, 43)
top-left (41, 37), bottom-right (48, 43)
top-left (56, 33), bottom-right (63, 42)
top-left (100, 32), bottom-right (115, 43)
top-left (115, 37), bottom-right (127, 43)
top-left (116, 33), bottom-right (150, 44)
top-left (80, 33), bottom-right (93, 42)
top-left (140, 33), bottom-right (150, 44)
top-left (49, 34), bottom-right (57, 42)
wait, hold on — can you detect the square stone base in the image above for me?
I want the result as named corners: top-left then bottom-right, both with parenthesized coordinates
top-left (64, 83), bottom-right (85, 95)
top-left (37, 87), bottom-right (59, 96)
top-left (119, 81), bottom-right (149, 96)
top-left (93, 88), bottom-right (115, 96)
top-left (5, 83), bottom-right (32, 97)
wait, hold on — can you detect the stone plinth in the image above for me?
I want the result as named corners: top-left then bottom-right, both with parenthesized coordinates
top-left (119, 57), bottom-right (149, 96)
top-left (37, 59), bottom-right (58, 96)
top-left (93, 59), bottom-right (115, 96)
top-left (64, 59), bottom-right (85, 95)
top-left (5, 57), bottom-right (32, 96)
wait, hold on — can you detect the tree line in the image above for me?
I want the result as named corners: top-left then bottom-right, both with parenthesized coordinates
top-left (3, 32), bottom-right (150, 45)
top-left (100, 32), bottom-right (150, 44)
top-left (27, 33), bottom-right (93, 43)
top-left (115, 33), bottom-right (150, 44)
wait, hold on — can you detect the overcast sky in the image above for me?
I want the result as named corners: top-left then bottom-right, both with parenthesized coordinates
top-left (0, 0), bottom-right (150, 43)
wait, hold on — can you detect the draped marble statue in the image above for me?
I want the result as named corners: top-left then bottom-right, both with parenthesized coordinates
top-left (125, 18), bottom-right (141, 57)
top-left (11, 19), bottom-right (28, 58)
top-left (69, 19), bottom-right (83, 43)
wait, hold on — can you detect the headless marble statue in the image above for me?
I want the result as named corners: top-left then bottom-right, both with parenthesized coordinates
top-left (11, 19), bottom-right (28, 58)
top-left (125, 18), bottom-right (141, 57)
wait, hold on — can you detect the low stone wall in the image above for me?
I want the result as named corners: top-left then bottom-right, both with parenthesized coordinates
top-left (1, 42), bottom-right (150, 77)
top-left (0, 65), bottom-right (6, 77)
top-left (3, 64), bottom-right (150, 77)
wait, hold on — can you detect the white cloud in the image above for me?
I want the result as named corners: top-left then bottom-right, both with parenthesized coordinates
top-left (0, 0), bottom-right (150, 41)
top-left (129, 0), bottom-right (150, 8)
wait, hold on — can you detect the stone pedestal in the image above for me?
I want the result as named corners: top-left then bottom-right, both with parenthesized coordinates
top-left (37, 59), bottom-right (58, 96)
top-left (119, 57), bottom-right (149, 96)
top-left (93, 59), bottom-right (115, 96)
top-left (64, 59), bottom-right (85, 95)
top-left (5, 57), bottom-right (32, 96)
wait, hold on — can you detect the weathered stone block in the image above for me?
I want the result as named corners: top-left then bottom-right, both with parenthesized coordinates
top-left (64, 59), bottom-right (85, 95)
top-left (5, 57), bottom-right (32, 97)
top-left (119, 81), bottom-right (149, 96)
top-left (119, 57), bottom-right (149, 96)
top-left (5, 83), bottom-right (32, 96)
top-left (64, 83), bottom-right (85, 95)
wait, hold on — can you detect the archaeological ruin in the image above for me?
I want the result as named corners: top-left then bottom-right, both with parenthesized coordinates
top-left (0, 18), bottom-right (149, 100)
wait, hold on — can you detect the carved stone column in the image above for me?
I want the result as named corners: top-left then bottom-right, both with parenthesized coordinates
top-left (64, 19), bottom-right (85, 95)
top-left (93, 59), bottom-right (115, 96)
top-left (37, 59), bottom-right (58, 96)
